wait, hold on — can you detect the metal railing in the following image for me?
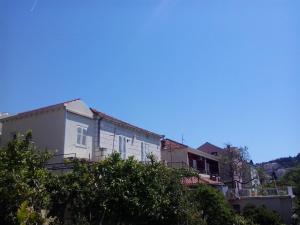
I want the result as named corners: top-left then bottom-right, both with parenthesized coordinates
top-left (226, 187), bottom-right (292, 199)
top-left (166, 161), bottom-right (221, 181)
top-left (44, 153), bottom-right (78, 171)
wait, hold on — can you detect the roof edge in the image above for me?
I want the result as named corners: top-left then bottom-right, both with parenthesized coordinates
top-left (91, 108), bottom-right (162, 138)
top-left (0, 98), bottom-right (80, 122)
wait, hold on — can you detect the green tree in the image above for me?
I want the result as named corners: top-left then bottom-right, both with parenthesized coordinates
top-left (53, 153), bottom-right (204, 225)
top-left (279, 166), bottom-right (300, 221)
top-left (219, 145), bottom-right (253, 188)
top-left (0, 132), bottom-right (53, 225)
top-left (243, 204), bottom-right (283, 225)
top-left (190, 184), bottom-right (235, 225)
top-left (2, 133), bottom-right (255, 225)
top-left (279, 166), bottom-right (300, 188)
top-left (17, 201), bottom-right (57, 225)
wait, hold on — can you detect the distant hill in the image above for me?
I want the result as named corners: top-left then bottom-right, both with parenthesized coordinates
top-left (265, 153), bottom-right (300, 167)
top-left (257, 153), bottom-right (300, 179)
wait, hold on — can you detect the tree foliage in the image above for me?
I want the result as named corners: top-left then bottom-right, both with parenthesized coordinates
top-left (0, 133), bottom-right (205, 225)
top-left (279, 166), bottom-right (300, 220)
top-left (1, 133), bottom-right (273, 225)
top-left (219, 145), bottom-right (253, 188)
top-left (190, 184), bottom-right (235, 225)
top-left (279, 166), bottom-right (300, 188)
top-left (0, 132), bottom-right (53, 224)
top-left (243, 204), bottom-right (283, 225)
top-left (17, 201), bottom-right (57, 225)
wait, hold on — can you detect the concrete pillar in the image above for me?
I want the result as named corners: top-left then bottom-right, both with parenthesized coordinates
top-left (204, 158), bottom-right (208, 174)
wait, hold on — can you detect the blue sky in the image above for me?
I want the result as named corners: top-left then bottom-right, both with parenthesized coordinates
top-left (1, 0), bottom-right (299, 162)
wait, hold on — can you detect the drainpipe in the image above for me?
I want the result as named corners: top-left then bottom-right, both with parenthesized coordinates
top-left (97, 117), bottom-right (103, 161)
top-left (97, 117), bottom-right (102, 148)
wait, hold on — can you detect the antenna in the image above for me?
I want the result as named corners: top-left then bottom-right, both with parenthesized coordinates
top-left (181, 134), bottom-right (185, 144)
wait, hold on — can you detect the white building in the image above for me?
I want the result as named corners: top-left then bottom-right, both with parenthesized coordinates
top-left (0, 99), bottom-right (162, 164)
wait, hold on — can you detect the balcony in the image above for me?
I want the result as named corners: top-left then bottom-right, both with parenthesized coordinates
top-left (166, 161), bottom-right (221, 181)
top-left (226, 186), bottom-right (294, 199)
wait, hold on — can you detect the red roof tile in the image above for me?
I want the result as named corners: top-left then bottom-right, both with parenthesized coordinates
top-left (197, 142), bottom-right (224, 155)
top-left (161, 138), bottom-right (188, 150)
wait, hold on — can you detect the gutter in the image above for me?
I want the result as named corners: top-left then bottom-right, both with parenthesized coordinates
top-left (97, 117), bottom-right (103, 148)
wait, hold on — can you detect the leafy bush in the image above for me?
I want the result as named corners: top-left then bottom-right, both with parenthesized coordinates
top-left (279, 167), bottom-right (300, 222)
top-left (17, 201), bottom-right (56, 225)
top-left (0, 132), bottom-right (53, 224)
top-left (1, 132), bottom-right (256, 225)
top-left (233, 215), bottom-right (258, 225)
top-left (243, 204), bottom-right (283, 225)
top-left (190, 184), bottom-right (235, 225)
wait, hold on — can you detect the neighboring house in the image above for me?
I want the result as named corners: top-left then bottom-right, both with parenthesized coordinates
top-left (0, 99), bottom-right (162, 166)
top-left (229, 187), bottom-right (294, 225)
top-left (161, 139), bottom-right (220, 180)
top-left (198, 142), bottom-right (260, 189)
top-left (197, 142), bottom-right (224, 156)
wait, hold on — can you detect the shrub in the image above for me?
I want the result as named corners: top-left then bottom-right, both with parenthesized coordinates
top-left (190, 184), bottom-right (235, 225)
top-left (243, 204), bottom-right (283, 225)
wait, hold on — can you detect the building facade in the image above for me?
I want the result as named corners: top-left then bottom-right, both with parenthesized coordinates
top-left (198, 142), bottom-right (260, 189)
top-left (161, 139), bottom-right (220, 180)
top-left (0, 99), bottom-right (162, 165)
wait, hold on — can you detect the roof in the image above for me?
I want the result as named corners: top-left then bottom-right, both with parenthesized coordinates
top-left (91, 108), bottom-right (162, 138)
top-left (197, 142), bottom-right (224, 155)
top-left (184, 147), bottom-right (219, 161)
top-left (0, 113), bottom-right (10, 119)
top-left (161, 138), bottom-right (188, 150)
top-left (0, 99), bottom-right (80, 122)
top-left (161, 139), bottom-right (219, 161)
top-left (0, 99), bottom-right (162, 138)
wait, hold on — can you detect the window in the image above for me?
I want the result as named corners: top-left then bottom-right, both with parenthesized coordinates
top-left (10, 131), bottom-right (17, 139)
top-left (141, 142), bottom-right (150, 161)
top-left (141, 142), bottom-right (145, 161)
top-left (119, 136), bottom-right (126, 159)
top-left (192, 159), bottom-right (197, 169)
top-left (77, 126), bottom-right (87, 146)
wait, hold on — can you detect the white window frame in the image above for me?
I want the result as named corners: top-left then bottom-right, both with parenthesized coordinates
top-left (141, 142), bottom-right (150, 161)
top-left (119, 136), bottom-right (127, 159)
top-left (76, 126), bottom-right (87, 147)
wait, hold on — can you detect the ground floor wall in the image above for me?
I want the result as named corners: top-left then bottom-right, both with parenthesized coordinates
top-left (229, 196), bottom-right (294, 225)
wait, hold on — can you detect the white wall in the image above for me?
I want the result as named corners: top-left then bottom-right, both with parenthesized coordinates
top-left (64, 111), bottom-right (94, 160)
top-left (65, 100), bottom-right (93, 118)
top-left (96, 120), bottom-right (161, 161)
top-left (161, 149), bottom-right (188, 165)
top-left (0, 108), bottom-right (65, 157)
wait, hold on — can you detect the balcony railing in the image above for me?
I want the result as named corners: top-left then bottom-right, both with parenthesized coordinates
top-left (226, 187), bottom-right (293, 199)
top-left (44, 153), bottom-right (78, 171)
top-left (166, 161), bottom-right (221, 181)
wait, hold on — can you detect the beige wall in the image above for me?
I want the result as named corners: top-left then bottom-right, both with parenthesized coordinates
top-left (161, 148), bottom-right (188, 166)
top-left (1, 107), bottom-right (65, 158)
top-left (65, 100), bottom-right (93, 118)
top-left (230, 196), bottom-right (293, 225)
